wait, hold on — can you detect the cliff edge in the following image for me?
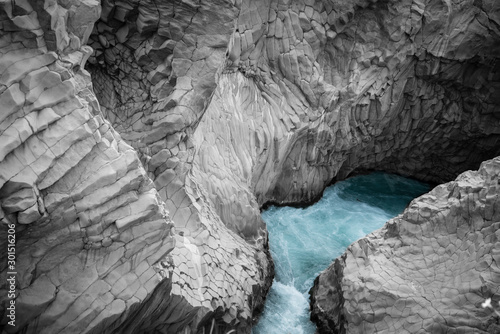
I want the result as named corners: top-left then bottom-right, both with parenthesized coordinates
top-left (310, 156), bottom-right (500, 333)
top-left (0, 0), bottom-right (500, 333)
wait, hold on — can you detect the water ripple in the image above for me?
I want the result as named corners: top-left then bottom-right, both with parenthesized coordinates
top-left (253, 172), bottom-right (430, 333)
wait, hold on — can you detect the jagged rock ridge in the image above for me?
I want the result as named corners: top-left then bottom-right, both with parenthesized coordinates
top-left (193, 0), bottom-right (500, 246)
top-left (310, 156), bottom-right (500, 333)
top-left (0, 0), bottom-right (499, 333)
top-left (0, 1), bottom-right (271, 333)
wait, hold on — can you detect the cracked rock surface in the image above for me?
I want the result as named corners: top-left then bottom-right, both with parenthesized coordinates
top-left (193, 0), bottom-right (500, 278)
top-left (0, 0), bottom-right (500, 333)
top-left (310, 156), bottom-right (500, 334)
top-left (0, 1), bottom-right (271, 333)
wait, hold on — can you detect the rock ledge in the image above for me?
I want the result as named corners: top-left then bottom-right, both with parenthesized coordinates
top-left (310, 157), bottom-right (500, 334)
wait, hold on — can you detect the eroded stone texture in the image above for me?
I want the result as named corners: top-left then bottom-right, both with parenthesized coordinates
top-left (0, 1), bottom-right (176, 332)
top-left (192, 0), bottom-right (500, 247)
top-left (190, 0), bottom-right (500, 332)
top-left (2, 0), bottom-right (500, 333)
top-left (86, 0), bottom-right (240, 228)
top-left (310, 156), bottom-right (500, 334)
top-left (0, 1), bottom-right (272, 333)
top-left (84, 2), bottom-right (276, 330)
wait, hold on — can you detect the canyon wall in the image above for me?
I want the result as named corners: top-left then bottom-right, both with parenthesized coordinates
top-left (310, 156), bottom-right (500, 333)
top-left (0, 0), bottom-right (499, 333)
top-left (0, 1), bottom-right (271, 333)
top-left (193, 0), bottom-right (500, 243)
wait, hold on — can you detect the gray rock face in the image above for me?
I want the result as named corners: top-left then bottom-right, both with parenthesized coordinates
top-left (1, 0), bottom-right (500, 333)
top-left (0, 1), bottom-right (271, 333)
top-left (310, 156), bottom-right (500, 334)
top-left (193, 0), bottom-right (500, 251)
top-left (87, 0), bottom-right (240, 230)
top-left (220, 0), bottom-right (500, 205)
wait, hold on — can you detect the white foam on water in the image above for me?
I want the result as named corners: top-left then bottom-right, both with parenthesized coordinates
top-left (253, 173), bottom-right (430, 333)
top-left (252, 281), bottom-right (316, 334)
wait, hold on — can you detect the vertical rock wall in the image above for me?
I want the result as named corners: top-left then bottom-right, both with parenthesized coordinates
top-left (86, 0), bottom-right (239, 230)
top-left (85, 1), bottom-right (274, 331)
top-left (0, 0), bottom-right (174, 332)
top-left (0, 1), bottom-right (272, 333)
top-left (192, 0), bottom-right (500, 242)
top-left (1, 0), bottom-right (500, 333)
top-left (310, 156), bottom-right (500, 333)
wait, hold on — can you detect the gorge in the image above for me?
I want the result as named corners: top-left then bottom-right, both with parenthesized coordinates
top-left (0, 0), bottom-right (499, 333)
top-left (254, 173), bottom-right (431, 333)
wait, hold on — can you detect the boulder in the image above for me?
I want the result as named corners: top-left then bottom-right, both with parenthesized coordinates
top-left (310, 157), bottom-right (500, 334)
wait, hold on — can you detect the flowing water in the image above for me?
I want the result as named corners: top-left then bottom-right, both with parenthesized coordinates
top-left (252, 172), bottom-right (431, 334)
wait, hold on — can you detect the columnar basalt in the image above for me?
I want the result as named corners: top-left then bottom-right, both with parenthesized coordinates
top-left (310, 156), bottom-right (500, 333)
top-left (254, 0), bottom-right (500, 198)
top-left (0, 1), bottom-right (272, 333)
top-left (1, 0), bottom-right (500, 333)
top-left (193, 0), bottom-right (500, 242)
top-left (86, 0), bottom-right (240, 231)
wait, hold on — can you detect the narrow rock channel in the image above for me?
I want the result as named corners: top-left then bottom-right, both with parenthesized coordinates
top-left (253, 173), bottom-right (430, 333)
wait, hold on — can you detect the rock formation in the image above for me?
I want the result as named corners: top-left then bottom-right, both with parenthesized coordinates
top-left (0, 0), bottom-right (499, 333)
top-left (193, 0), bottom-right (500, 239)
top-left (0, 1), bottom-right (271, 333)
top-left (310, 156), bottom-right (500, 333)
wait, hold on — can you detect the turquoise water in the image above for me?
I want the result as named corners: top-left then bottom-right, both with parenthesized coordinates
top-left (253, 172), bottom-right (431, 334)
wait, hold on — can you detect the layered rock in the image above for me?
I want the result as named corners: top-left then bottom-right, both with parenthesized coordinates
top-left (193, 0), bottom-right (500, 241)
top-left (192, 0), bottom-right (500, 332)
top-left (86, 0), bottom-right (241, 232)
top-left (84, 0), bottom-right (275, 331)
top-left (1, 0), bottom-right (500, 333)
top-left (0, 1), bottom-right (272, 333)
top-left (310, 156), bottom-right (500, 334)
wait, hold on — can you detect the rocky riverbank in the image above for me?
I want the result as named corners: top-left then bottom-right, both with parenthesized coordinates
top-left (310, 157), bottom-right (500, 333)
top-left (1, 0), bottom-right (499, 333)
